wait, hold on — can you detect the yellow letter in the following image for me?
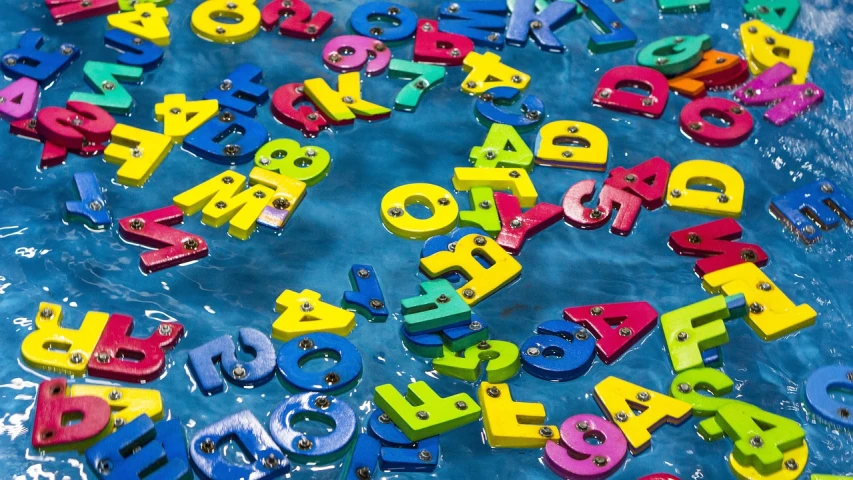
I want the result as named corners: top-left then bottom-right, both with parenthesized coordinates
top-left (104, 124), bottom-right (172, 187)
top-left (667, 160), bottom-right (744, 217)
top-left (21, 303), bottom-right (108, 376)
top-left (478, 382), bottom-right (559, 448)
top-left (380, 183), bottom-right (459, 240)
top-left (304, 72), bottom-right (391, 123)
top-left (272, 289), bottom-right (356, 341)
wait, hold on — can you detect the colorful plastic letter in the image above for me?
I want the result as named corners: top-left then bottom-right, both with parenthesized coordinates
top-left (592, 66), bottom-right (668, 118)
top-left (703, 263), bottom-right (817, 341)
top-left (711, 402), bottom-right (805, 475)
top-left (343, 434), bottom-right (381, 480)
top-left (741, 20), bottom-right (812, 84)
top-left (402, 279), bottom-right (471, 334)
top-left (103, 29), bottom-right (164, 71)
top-left (402, 326), bottom-right (445, 358)
top-left (269, 392), bottom-right (357, 462)
top-left (69, 61), bottom-right (143, 115)
top-left (276, 332), bottom-right (362, 392)
top-left (107, 4), bottom-right (170, 46)
top-left (0, 78), bottom-right (39, 122)
top-left (669, 50), bottom-right (748, 98)
top-left (11, 116), bottom-right (107, 169)
top-left (32, 378), bottom-right (111, 450)
top-left (349, 2), bottom-right (417, 42)
top-left (731, 442), bottom-right (808, 480)
top-left (744, 0), bottom-right (799, 32)
top-left (373, 381), bottom-right (481, 441)
top-left (441, 315), bottom-right (490, 351)
top-left (255, 139), bottom-right (330, 185)
top-left (479, 382), bottom-right (558, 448)
top-left (173, 170), bottom-right (269, 238)
top-left (87, 315), bottom-right (183, 383)
top-left (389, 59), bottom-right (446, 112)
top-left (184, 110), bottom-right (269, 164)
top-left (637, 34), bottom-right (711, 76)
top-left (420, 228), bottom-right (491, 283)
top-left (770, 180), bottom-right (853, 244)
top-left (535, 120), bottom-right (608, 170)
top-left (561, 180), bottom-right (642, 235)
top-left (563, 301), bottom-right (657, 364)
top-left (461, 52), bottom-right (530, 95)
top-left (657, 0), bottom-right (709, 13)
top-left (414, 19), bottom-right (474, 66)
top-left (65, 172), bottom-right (111, 229)
top-left (475, 87), bottom-right (545, 131)
top-left (433, 340), bottom-right (520, 382)
top-left (735, 63), bottom-right (824, 126)
top-left (154, 94), bottom-right (219, 143)
top-left (805, 366), bottom-right (853, 429)
top-left (188, 328), bottom-right (276, 395)
top-left (670, 367), bottom-right (737, 417)
top-left (261, 0), bottom-right (332, 39)
top-left (36, 101), bottom-right (115, 151)
top-left (494, 193), bottom-right (562, 255)
top-left (250, 165), bottom-right (308, 231)
top-left (506, 0), bottom-right (576, 53)
top-left (578, 0), bottom-right (637, 53)
top-left (69, 385), bottom-right (163, 435)
top-left (305, 72), bottom-right (391, 124)
top-left (21, 303), bottom-right (109, 376)
top-left (367, 410), bottom-right (439, 472)
top-left (520, 320), bottom-right (595, 381)
top-left (438, 0), bottom-right (507, 49)
top-left (272, 289), bottom-right (356, 341)
top-left (1, 31), bottom-right (80, 85)
top-left (86, 416), bottom-right (190, 480)
top-left (118, 206), bottom-right (209, 273)
top-left (469, 124), bottom-right (534, 169)
top-left (104, 124), bottom-right (172, 187)
top-left (270, 83), bottom-right (330, 137)
top-left (669, 218), bottom-right (769, 277)
top-left (660, 295), bottom-right (742, 372)
top-left (323, 35), bottom-right (391, 76)
top-left (342, 264), bottom-right (388, 321)
top-left (680, 97), bottom-right (754, 147)
top-left (458, 187), bottom-right (500, 235)
top-left (420, 233), bottom-right (522, 306)
top-left (190, 411), bottom-right (289, 479)
top-left (666, 160), bottom-right (744, 217)
top-left (380, 183), bottom-right (459, 240)
top-left (604, 157), bottom-right (671, 210)
top-left (594, 376), bottom-right (692, 454)
top-left (204, 64), bottom-right (269, 116)
top-left (544, 414), bottom-right (628, 479)
top-left (453, 166), bottom-right (537, 206)
top-left (46, 0), bottom-right (119, 24)
top-left (191, 0), bottom-right (261, 44)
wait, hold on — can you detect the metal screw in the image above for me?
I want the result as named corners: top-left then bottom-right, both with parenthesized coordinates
top-left (671, 189), bottom-right (682, 198)
top-left (462, 288), bottom-right (475, 299)
top-left (96, 460), bottom-right (112, 474)
top-left (568, 126), bottom-right (579, 134)
top-left (593, 456), bottom-right (608, 467)
top-left (539, 426), bottom-right (554, 437)
top-left (219, 112), bottom-right (234, 122)
top-left (70, 352), bottom-right (84, 364)
top-left (297, 438), bottom-right (313, 450)
top-left (226, 2), bottom-right (237, 9)
top-left (298, 337), bottom-right (314, 349)
top-left (656, 57), bottom-right (669, 65)
top-left (803, 225), bottom-right (816, 235)
top-left (315, 395), bottom-right (331, 408)
top-left (437, 197), bottom-right (450, 206)
top-left (636, 391), bottom-right (651, 402)
top-left (619, 327), bottom-right (632, 337)
top-left (72, 117), bottom-right (84, 126)
top-left (689, 122), bottom-right (703, 131)
top-left (677, 331), bottom-right (689, 342)
top-left (678, 383), bottom-right (692, 393)
top-left (369, 27), bottom-right (384, 36)
top-left (95, 351), bottom-right (110, 363)
top-left (170, 107), bottom-right (181, 115)
top-left (158, 324), bottom-right (172, 335)
top-left (374, 42), bottom-right (387, 52)
top-left (415, 80), bottom-right (428, 90)
top-left (530, 20), bottom-right (543, 29)
top-left (259, 157), bottom-right (271, 166)
top-left (262, 454), bottom-right (280, 469)
top-left (273, 198), bottom-right (291, 210)
top-left (718, 194), bottom-right (729, 203)
top-left (436, 294), bottom-right (450, 304)
top-left (450, 48), bottom-right (461, 57)
top-left (223, 144), bottom-right (241, 156)
top-left (804, 88), bottom-right (815, 97)
top-left (487, 386), bottom-right (501, 397)
top-left (216, 27), bottom-right (226, 34)
top-left (369, 299), bottom-right (384, 309)
top-left (301, 302), bottom-right (314, 312)
top-left (254, 191), bottom-right (266, 199)
top-left (562, 151), bottom-right (573, 158)
top-left (750, 435), bottom-right (764, 448)
top-left (421, 22), bottom-right (433, 32)
top-left (674, 36), bottom-right (684, 43)
top-left (306, 25), bottom-right (317, 34)
top-left (741, 249), bottom-right (757, 261)
top-left (324, 372), bottom-right (340, 385)
top-left (101, 81), bottom-right (115, 91)
top-left (200, 438), bottom-right (216, 453)
top-left (469, 321), bottom-right (483, 331)
top-left (744, 88), bottom-right (755, 98)
top-left (327, 52), bottom-right (342, 63)
top-left (748, 26), bottom-right (758, 33)
top-left (447, 242), bottom-right (457, 252)
top-left (477, 341), bottom-right (490, 350)
top-left (688, 233), bottom-right (701, 243)
top-left (576, 421), bottom-right (590, 431)
top-left (220, 79), bottom-right (233, 91)
top-left (525, 110), bottom-right (540, 121)
top-left (821, 183), bottom-right (833, 193)
top-left (416, 410), bottom-right (430, 420)
top-left (716, 56), bottom-right (725, 64)
top-left (510, 218), bottom-right (523, 229)
top-left (484, 149), bottom-right (497, 159)
top-left (387, 6), bottom-right (400, 14)
top-left (455, 401), bottom-right (468, 410)
top-left (232, 365), bottom-right (247, 379)
top-left (3, 56), bottom-right (16, 66)
top-left (356, 268), bottom-right (370, 278)
top-left (307, 113), bottom-right (318, 121)
top-left (478, 200), bottom-right (492, 210)
top-left (839, 408), bottom-right (850, 418)
top-left (466, 81), bottom-right (478, 89)
top-left (575, 330), bottom-right (589, 341)
top-left (784, 458), bottom-right (798, 470)
top-left (642, 97), bottom-right (654, 106)
top-left (215, 201), bottom-right (228, 209)
top-left (487, 32), bottom-right (501, 42)
top-left (757, 4), bottom-right (770, 12)
top-left (731, 106), bottom-right (744, 115)
top-left (614, 411), bottom-right (629, 422)
top-left (114, 418), bottom-right (125, 427)
top-left (509, 170), bottom-right (521, 178)
top-left (624, 174), bottom-right (637, 183)
top-left (511, 75), bottom-right (522, 84)
top-left (589, 208), bottom-right (603, 219)
top-left (130, 147), bottom-right (142, 158)
top-left (447, 3), bottom-right (460, 12)
top-left (526, 346), bottom-right (541, 356)
top-left (355, 466), bottom-right (372, 480)
top-left (765, 36), bottom-right (775, 45)
top-left (611, 20), bottom-right (622, 29)
top-left (598, 88), bottom-right (613, 99)
top-left (132, 37), bottom-right (143, 45)
top-left (749, 302), bottom-right (764, 314)
top-left (129, 218), bottom-right (144, 230)
top-left (418, 450), bottom-right (432, 462)
top-left (758, 282), bottom-right (772, 291)
top-left (108, 390), bottom-right (122, 401)
top-left (40, 307), bottom-right (54, 319)
top-left (387, 206), bottom-right (403, 217)
top-left (590, 306), bottom-right (604, 316)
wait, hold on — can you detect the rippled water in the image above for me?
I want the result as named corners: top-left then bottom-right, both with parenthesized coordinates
top-left (1, 0), bottom-right (852, 478)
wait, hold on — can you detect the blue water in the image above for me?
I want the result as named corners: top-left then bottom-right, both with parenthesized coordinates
top-left (1, 0), bottom-right (852, 478)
